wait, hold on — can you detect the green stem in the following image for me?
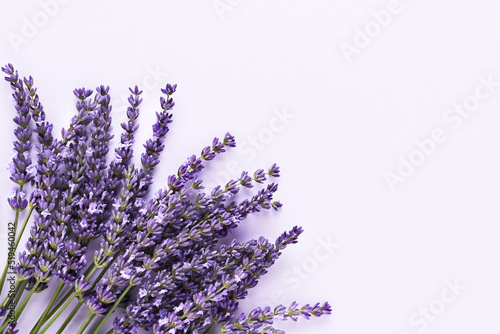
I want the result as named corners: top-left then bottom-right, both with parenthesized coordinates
top-left (14, 281), bottom-right (38, 317)
top-left (90, 258), bottom-right (114, 290)
top-left (0, 292), bottom-right (9, 309)
top-left (47, 256), bottom-right (114, 325)
top-left (12, 281), bottom-right (26, 309)
top-left (38, 292), bottom-right (77, 334)
top-left (0, 280), bottom-right (19, 310)
top-left (90, 285), bottom-right (133, 334)
top-left (26, 251), bottom-right (119, 334)
top-left (76, 312), bottom-right (96, 334)
top-left (83, 262), bottom-right (97, 279)
top-left (0, 281), bottom-right (21, 334)
top-left (44, 287), bottom-right (74, 322)
top-left (56, 301), bottom-right (83, 334)
top-left (42, 256), bottom-right (114, 326)
top-left (13, 205), bottom-right (34, 251)
top-left (30, 282), bottom-right (64, 334)
top-left (0, 259), bottom-right (11, 297)
top-left (0, 281), bottom-right (39, 332)
top-left (0, 199), bottom-right (30, 296)
top-left (12, 211), bottom-right (20, 240)
top-left (217, 324), bottom-right (228, 334)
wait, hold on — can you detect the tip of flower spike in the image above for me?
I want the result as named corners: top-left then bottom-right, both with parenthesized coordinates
top-left (73, 87), bottom-right (93, 99)
top-left (275, 226), bottom-right (304, 249)
top-left (2, 64), bottom-right (18, 83)
top-left (23, 75), bottom-right (34, 87)
top-left (96, 85), bottom-right (110, 95)
top-left (161, 83), bottom-right (177, 95)
top-left (129, 85), bottom-right (143, 95)
top-left (253, 169), bottom-right (266, 183)
top-left (223, 132), bottom-right (236, 147)
top-left (201, 146), bottom-right (216, 161)
top-left (1, 63), bottom-right (14, 75)
top-left (167, 174), bottom-right (183, 191)
top-left (271, 201), bottom-right (283, 211)
top-left (267, 163), bottom-right (280, 177)
top-left (322, 302), bottom-right (332, 315)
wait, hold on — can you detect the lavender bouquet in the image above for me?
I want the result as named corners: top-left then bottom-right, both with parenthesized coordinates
top-left (0, 64), bottom-right (331, 334)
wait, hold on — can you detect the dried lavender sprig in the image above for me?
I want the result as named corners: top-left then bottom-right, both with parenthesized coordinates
top-left (16, 87), bottom-right (89, 292)
top-left (1, 64), bottom-right (69, 313)
top-left (133, 171), bottom-right (277, 272)
top-left (84, 133), bottom-right (233, 324)
top-left (151, 264), bottom-right (247, 333)
top-left (34, 87), bottom-right (144, 333)
top-left (0, 69), bottom-right (331, 334)
top-left (39, 88), bottom-right (116, 303)
top-left (122, 209), bottom-right (301, 332)
top-left (136, 84), bottom-right (176, 197)
top-left (13, 84), bottom-right (97, 331)
top-left (60, 86), bottom-right (138, 282)
top-left (108, 86), bottom-right (142, 189)
top-left (218, 301), bottom-right (332, 334)
top-left (112, 165), bottom-right (282, 328)
top-left (69, 87), bottom-right (114, 242)
top-left (86, 86), bottom-right (114, 187)
top-left (191, 238), bottom-right (277, 329)
top-left (210, 227), bottom-right (304, 326)
top-left (21, 144), bottom-right (65, 292)
top-left (76, 86), bottom-right (114, 237)
top-left (41, 155), bottom-right (276, 334)
top-left (64, 89), bottom-right (175, 333)
top-left (61, 88), bottom-right (95, 144)
top-left (124, 250), bottom-right (217, 329)
top-left (0, 64), bottom-right (34, 296)
top-left (27, 90), bottom-right (98, 333)
top-left (35, 87), bottom-right (148, 334)
top-left (125, 225), bottom-right (296, 332)
top-left (95, 85), bottom-right (175, 261)
top-left (92, 163), bottom-right (244, 330)
top-left (3, 70), bottom-right (34, 188)
top-left (53, 87), bottom-right (113, 286)
top-left (151, 163), bottom-right (280, 247)
top-left (127, 132), bottom-right (237, 246)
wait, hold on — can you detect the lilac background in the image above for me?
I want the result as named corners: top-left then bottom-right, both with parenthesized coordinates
top-left (1, 1), bottom-right (500, 333)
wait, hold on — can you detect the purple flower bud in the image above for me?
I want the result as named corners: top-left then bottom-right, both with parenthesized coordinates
top-left (200, 146), bottom-right (215, 161)
top-left (160, 83), bottom-right (177, 96)
top-left (253, 169), bottom-right (267, 183)
top-left (223, 132), bottom-right (236, 147)
top-left (267, 163), bottom-right (280, 177)
top-left (1, 68), bottom-right (331, 334)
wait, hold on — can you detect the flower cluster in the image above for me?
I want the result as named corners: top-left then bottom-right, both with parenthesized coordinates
top-left (0, 64), bottom-right (331, 334)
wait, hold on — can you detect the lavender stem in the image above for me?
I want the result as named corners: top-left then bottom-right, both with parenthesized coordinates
top-left (90, 284), bottom-right (133, 334)
top-left (75, 312), bottom-right (96, 334)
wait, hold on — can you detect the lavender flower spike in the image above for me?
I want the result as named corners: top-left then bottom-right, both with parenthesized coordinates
top-left (0, 67), bottom-right (331, 334)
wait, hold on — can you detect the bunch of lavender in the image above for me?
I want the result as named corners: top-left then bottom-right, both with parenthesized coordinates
top-left (0, 64), bottom-right (331, 334)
